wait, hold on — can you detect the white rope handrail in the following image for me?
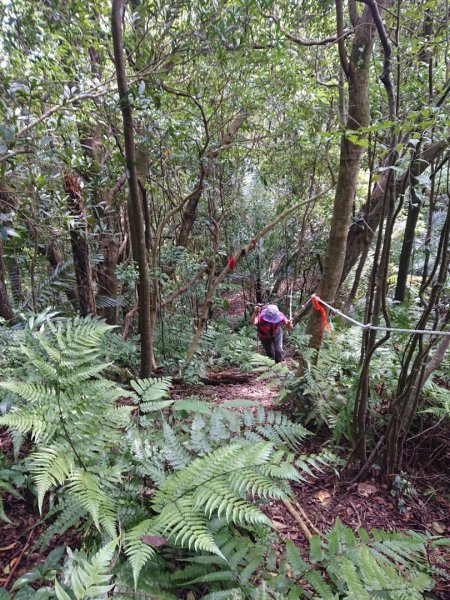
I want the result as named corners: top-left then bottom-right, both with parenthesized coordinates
top-left (313, 294), bottom-right (450, 337)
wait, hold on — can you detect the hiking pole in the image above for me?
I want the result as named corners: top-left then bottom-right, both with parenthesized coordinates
top-left (289, 289), bottom-right (293, 322)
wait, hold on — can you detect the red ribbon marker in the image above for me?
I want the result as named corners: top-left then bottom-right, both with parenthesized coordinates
top-left (312, 296), bottom-right (332, 334)
top-left (228, 257), bottom-right (235, 270)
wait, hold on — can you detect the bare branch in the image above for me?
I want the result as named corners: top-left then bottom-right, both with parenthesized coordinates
top-left (335, 0), bottom-right (350, 77)
top-left (260, 9), bottom-right (353, 47)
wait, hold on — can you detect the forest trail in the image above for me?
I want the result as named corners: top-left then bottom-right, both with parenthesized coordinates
top-left (172, 368), bottom-right (450, 599)
top-left (172, 369), bottom-right (280, 408)
top-left (1, 370), bottom-right (449, 597)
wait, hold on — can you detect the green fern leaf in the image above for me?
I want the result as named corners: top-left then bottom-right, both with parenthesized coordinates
top-left (162, 421), bottom-right (191, 469)
top-left (285, 540), bottom-right (308, 577)
top-left (305, 570), bottom-right (338, 600)
top-left (67, 469), bottom-right (116, 536)
top-left (124, 519), bottom-right (157, 587)
top-left (340, 556), bottom-right (371, 600)
top-left (68, 538), bottom-right (118, 599)
top-left (30, 447), bottom-right (74, 512)
top-left (154, 496), bottom-right (224, 557)
top-left (193, 480), bottom-right (269, 525)
top-left (228, 468), bottom-right (286, 499)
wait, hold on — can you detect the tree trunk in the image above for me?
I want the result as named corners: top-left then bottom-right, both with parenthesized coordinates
top-left (0, 241), bottom-right (15, 322)
top-left (97, 236), bottom-right (120, 324)
top-left (112, 0), bottom-right (155, 376)
top-left (383, 205), bottom-right (450, 483)
top-left (8, 256), bottom-right (23, 302)
top-left (177, 188), bottom-right (204, 249)
top-left (306, 2), bottom-right (376, 348)
top-left (393, 164), bottom-right (422, 302)
top-left (176, 112), bottom-right (246, 248)
top-left (63, 172), bottom-right (97, 317)
top-left (342, 142), bottom-right (447, 286)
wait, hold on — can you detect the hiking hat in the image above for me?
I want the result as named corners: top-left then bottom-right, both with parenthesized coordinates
top-left (261, 304), bottom-right (284, 324)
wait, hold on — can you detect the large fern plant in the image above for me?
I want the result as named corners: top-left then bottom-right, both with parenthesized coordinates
top-left (0, 317), bottom-right (338, 588)
top-left (284, 518), bottom-right (445, 599)
top-left (0, 318), bottom-right (131, 537)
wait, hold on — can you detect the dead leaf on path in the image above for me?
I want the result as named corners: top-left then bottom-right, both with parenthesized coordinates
top-left (272, 520), bottom-right (288, 530)
top-left (0, 543), bottom-right (16, 552)
top-left (373, 496), bottom-right (387, 505)
top-left (141, 535), bottom-right (167, 547)
top-left (314, 490), bottom-right (331, 503)
top-left (357, 482), bottom-right (377, 497)
top-left (432, 521), bottom-right (445, 534)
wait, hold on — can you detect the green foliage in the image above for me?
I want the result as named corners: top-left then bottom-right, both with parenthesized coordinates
top-left (283, 519), bottom-right (442, 599)
top-left (0, 318), bottom-right (130, 535)
top-left (9, 546), bottom-right (65, 598)
top-left (55, 539), bottom-right (119, 600)
top-left (421, 380), bottom-right (450, 419)
top-left (1, 319), bottom-right (447, 600)
top-left (0, 318), bottom-right (339, 595)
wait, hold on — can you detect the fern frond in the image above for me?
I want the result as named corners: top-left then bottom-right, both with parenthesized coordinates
top-left (20, 346), bottom-right (59, 379)
top-left (285, 540), bottom-right (308, 577)
top-left (39, 499), bottom-right (86, 550)
top-left (30, 446), bottom-right (74, 512)
top-left (124, 519), bottom-right (158, 587)
top-left (61, 362), bottom-right (112, 386)
top-left (152, 443), bottom-right (274, 511)
top-left (0, 380), bottom-right (55, 404)
top-left (65, 538), bottom-right (119, 599)
top-left (193, 480), bottom-right (270, 525)
top-left (131, 377), bottom-right (172, 401)
top-left (228, 468), bottom-right (286, 500)
top-left (189, 414), bottom-right (212, 455)
top-left (67, 469), bottom-right (116, 536)
top-left (339, 555), bottom-right (371, 600)
top-left (155, 496), bottom-right (224, 556)
top-left (162, 421), bottom-right (191, 469)
top-left (0, 407), bottom-right (58, 442)
top-left (304, 571), bottom-right (338, 599)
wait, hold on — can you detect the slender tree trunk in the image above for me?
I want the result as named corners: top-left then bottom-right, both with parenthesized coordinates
top-left (176, 188), bottom-right (204, 248)
top-left (342, 145), bottom-right (447, 285)
top-left (394, 8), bottom-right (435, 303)
top-left (0, 241), bottom-right (15, 322)
top-left (111, 0), bottom-right (154, 377)
top-left (383, 205), bottom-right (450, 483)
top-left (97, 236), bottom-right (120, 324)
top-left (394, 157), bottom-right (423, 302)
top-left (176, 112), bottom-right (246, 248)
top-left (306, 2), bottom-right (376, 348)
top-left (8, 256), bottom-right (23, 302)
top-left (63, 172), bottom-right (96, 317)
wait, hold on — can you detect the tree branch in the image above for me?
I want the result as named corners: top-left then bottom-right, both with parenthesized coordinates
top-left (335, 0), bottom-right (350, 77)
top-left (260, 9), bottom-right (353, 47)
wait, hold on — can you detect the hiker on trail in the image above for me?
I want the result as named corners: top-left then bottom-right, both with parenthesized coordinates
top-left (250, 304), bottom-right (293, 363)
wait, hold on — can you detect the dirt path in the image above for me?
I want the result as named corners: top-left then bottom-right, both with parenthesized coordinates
top-left (172, 369), bottom-right (280, 408)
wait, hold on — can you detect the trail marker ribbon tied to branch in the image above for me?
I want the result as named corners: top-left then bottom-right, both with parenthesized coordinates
top-left (312, 294), bottom-right (450, 337)
top-left (311, 296), bottom-right (332, 334)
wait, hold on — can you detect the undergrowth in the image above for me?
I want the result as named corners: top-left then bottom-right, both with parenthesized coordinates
top-left (0, 317), bottom-right (448, 599)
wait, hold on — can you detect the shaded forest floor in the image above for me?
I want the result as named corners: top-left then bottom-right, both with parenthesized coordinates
top-left (1, 367), bottom-right (450, 596)
top-left (174, 366), bottom-right (450, 598)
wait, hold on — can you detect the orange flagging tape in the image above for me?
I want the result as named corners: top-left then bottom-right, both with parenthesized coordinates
top-left (312, 296), bottom-right (332, 334)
